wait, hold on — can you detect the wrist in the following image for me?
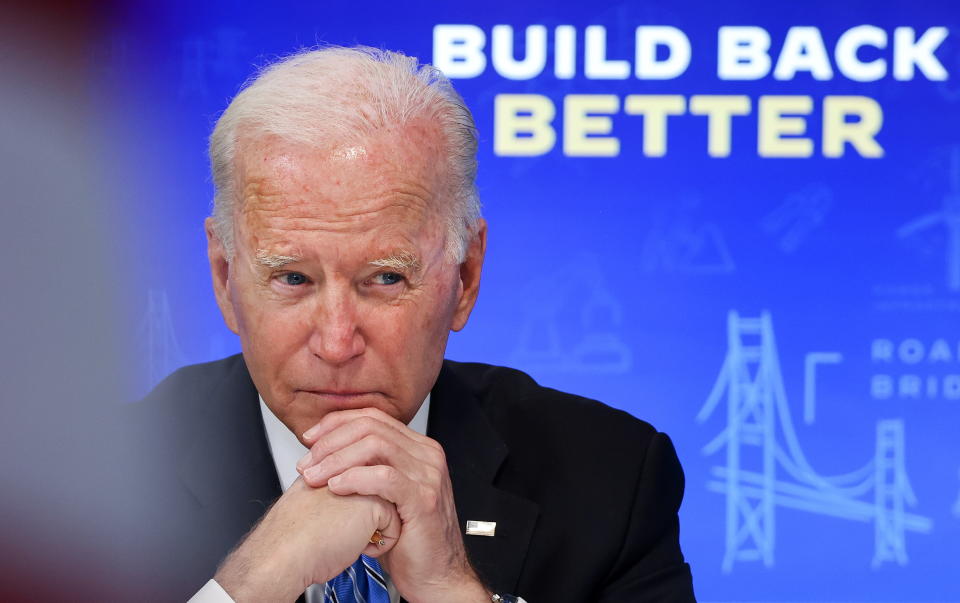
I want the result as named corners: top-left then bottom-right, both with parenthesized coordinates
top-left (214, 535), bottom-right (305, 602)
top-left (405, 572), bottom-right (490, 603)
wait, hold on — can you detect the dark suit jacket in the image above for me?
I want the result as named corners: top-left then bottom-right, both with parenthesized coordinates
top-left (126, 354), bottom-right (695, 602)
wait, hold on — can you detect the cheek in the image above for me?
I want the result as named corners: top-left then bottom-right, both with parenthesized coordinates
top-left (226, 278), bottom-right (250, 334)
top-left (414, 278), bottom-right (459, 344)
top-left (230, 283), bottom-right (307, 364)
top-left (362, 282), bottom-right (456, 356)
top-left (357, 302), bottom-right (410, 353)
top-left (228, 277), bottom-right (262, 338)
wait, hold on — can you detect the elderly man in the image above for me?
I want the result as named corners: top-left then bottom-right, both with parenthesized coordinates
top-left (135, 46), bottom-right (695, 602)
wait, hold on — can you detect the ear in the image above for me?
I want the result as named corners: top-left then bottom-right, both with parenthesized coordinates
top-left (205, 217), bottom-right (239, 334)
top-left (450, 219), bottom-right (487, 332)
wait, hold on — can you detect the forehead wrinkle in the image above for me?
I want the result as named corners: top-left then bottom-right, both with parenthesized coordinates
top-left (330, 195), bottom-right (434, 224)
top-left (241, 178), bottom-right (435, 225)
top-left (239, 174), bottom-right (290, 205)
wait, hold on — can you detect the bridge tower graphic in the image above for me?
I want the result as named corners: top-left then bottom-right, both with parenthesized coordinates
top-left (696, 311), bottom-right (932, 573)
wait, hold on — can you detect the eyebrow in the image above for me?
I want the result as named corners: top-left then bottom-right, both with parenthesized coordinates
top-left (254, 248), bottom-right (422, 271)
top-left (369, 250), bottom-right (422, 272)
top-left (255, 249), bottom-right (302, 268)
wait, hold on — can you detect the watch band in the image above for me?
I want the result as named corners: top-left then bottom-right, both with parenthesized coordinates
top-left (491, 595), bottom-right (527, 603)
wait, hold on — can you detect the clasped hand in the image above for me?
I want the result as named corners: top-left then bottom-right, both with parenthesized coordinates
top-left (216, 407), bottom-right (487, 602)
top-left (296, 407), bottom-right (487, 602)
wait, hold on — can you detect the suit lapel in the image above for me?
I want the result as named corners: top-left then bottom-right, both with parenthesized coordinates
top-left (429, 362), bottom-right (540, 594)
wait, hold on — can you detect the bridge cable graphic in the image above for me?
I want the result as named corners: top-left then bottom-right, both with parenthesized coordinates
top-left (696, 311), bottom-right (932, 573)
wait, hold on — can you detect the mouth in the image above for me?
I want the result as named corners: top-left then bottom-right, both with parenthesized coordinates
top-left (296, 389), bottom-right (384, 407)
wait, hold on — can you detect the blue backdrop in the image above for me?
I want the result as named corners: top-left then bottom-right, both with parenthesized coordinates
top-left (105, 1), bottom-right (960, 600)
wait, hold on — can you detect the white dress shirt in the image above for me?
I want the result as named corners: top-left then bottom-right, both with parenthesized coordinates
top-left (189, 394), bottom-right (431, 603)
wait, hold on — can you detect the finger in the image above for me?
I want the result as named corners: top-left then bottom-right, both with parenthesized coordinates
top-left (328, 465), bottom-right (431, 521)
top-left (302, 407), bottom-right (433, 447)
top-left (363, 541), bottom-right (390, 559)
top-left (297, 415), bottom-right (440, 473)
top-left (298, 414), bottom-right (416, 471)
top-left (363, 500), bottom-right (401, 558)
top-left (302, 407), bottom-right (406, 443)
top-left (302, 432), bottom-right (431, 488)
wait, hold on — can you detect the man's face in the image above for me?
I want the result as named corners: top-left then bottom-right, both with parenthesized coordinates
top-left (206, 122), bottom-right (485, 439)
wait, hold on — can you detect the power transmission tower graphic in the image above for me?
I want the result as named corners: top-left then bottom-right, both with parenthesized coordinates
top-left (897, 146), bottom-right (960, 291)
top-left (697, 311), bottom-right (932, 573)
top-left (139, 289), bottom-right (186, 388)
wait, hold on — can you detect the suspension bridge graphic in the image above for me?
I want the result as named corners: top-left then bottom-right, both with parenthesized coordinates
top-left (696, 311), bottom-right (932, 573)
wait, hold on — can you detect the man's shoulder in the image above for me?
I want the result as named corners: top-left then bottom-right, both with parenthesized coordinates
top-left (147, 354), bottom-right (246, 395)
top-left (138, 354), bottom-right (250, 408)
top-left (130, 355), bottom-right (257, 442)
top-left (441, 359), bottom-right (659, 452)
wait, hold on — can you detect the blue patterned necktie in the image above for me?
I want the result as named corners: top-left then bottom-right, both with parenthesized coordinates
top-left (323, 555), bottom-right (390, 603)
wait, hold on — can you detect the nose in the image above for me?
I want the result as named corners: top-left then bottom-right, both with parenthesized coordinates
top-left (307, 287), bottom-right (365, 365)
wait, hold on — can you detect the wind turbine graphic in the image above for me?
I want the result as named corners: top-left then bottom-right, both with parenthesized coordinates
top-left (898, 147), bottom-right (960, 291)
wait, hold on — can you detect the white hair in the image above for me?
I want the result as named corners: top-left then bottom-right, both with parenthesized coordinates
top-left (208, 46), bottom-right (481, 262)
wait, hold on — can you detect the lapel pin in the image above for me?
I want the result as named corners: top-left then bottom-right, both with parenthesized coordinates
top-left (465, 520), bottom-right (497, 537)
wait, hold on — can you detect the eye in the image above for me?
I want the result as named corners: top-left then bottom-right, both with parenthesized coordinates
top-left (280, 272), bottom-right (309, 286)
top-left (370, 272), bottom-right (404, 286)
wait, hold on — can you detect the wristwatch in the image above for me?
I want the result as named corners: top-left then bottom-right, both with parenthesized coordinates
top-left (491, 595), bottom-right (527, 603)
